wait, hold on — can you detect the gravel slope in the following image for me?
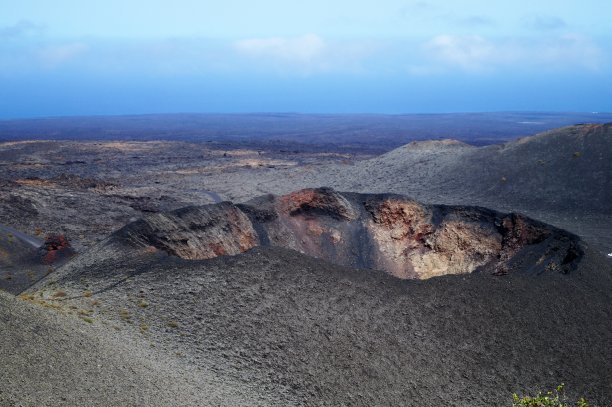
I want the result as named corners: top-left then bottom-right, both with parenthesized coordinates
top-left (26, 242), bottom-right (612, 406)
top-left (0, 289), bottom-right (292, 407)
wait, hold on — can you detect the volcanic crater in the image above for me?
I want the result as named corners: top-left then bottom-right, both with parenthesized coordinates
top-left (115, 188), bottom-right (582, 279)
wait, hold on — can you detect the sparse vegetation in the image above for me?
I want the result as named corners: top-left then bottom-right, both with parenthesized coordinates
top-left (119, 308), bottom-right (131, 321)
top-left (18, 293), bottom-right (35, 301)
top-left (512, 384), bottom-right (589, 407)
top-left (18, 293), bottom-right (63, 311)
top-left (167, 320), bottom-right (179, 328)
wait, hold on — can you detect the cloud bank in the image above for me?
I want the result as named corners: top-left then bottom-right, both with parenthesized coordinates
top-left (1, 30), bottom-right (606, 77)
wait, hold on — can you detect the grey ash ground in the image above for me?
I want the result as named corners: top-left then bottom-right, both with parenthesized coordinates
top-left (0, 116), bottom-right (611, 406)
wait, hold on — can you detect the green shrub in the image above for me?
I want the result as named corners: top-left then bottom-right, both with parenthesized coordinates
top-left (512, 384), bottom-right (589, 407)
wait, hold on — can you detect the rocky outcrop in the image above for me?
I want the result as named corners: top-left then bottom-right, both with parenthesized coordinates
top-left (116, 202), bottom-right (258, 260)
top-left (39, 234), bottom-right (75, 265)
top-left (112, 188), bottom-right (583, 279)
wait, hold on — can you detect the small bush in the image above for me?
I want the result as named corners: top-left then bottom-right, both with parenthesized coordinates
top-left (512, 384), bottom-right (589, 407)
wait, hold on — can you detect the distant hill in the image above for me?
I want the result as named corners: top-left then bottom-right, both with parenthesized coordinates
top-left (319, 123), bottom-right (611, 215)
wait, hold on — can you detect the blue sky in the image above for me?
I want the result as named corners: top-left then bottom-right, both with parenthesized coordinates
top-left (1, 1), bottom-right (611, 118)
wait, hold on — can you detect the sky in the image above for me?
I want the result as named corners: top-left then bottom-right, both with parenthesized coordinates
top-left (1, 0), bottom-right (611, 118)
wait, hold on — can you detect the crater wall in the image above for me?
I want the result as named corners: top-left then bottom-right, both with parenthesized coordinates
top-left (115, 188), bottom-right (582, 279)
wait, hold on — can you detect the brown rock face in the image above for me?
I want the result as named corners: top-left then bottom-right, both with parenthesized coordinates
top-left (116, 202), bottom-right (258, 260)
top-left (277, 189), bottom-right (358, 221)
top-left (365, 200), bottom-right (505, 279)
top-left (365, 199), bottom-right (436, 278)
top-left (113, 188), bottom-right (583, 279)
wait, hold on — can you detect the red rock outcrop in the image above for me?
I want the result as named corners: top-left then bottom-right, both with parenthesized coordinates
top-left (39, 234), bottom-right (75, 265)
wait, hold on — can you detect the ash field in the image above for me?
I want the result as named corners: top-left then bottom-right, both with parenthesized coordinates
top-left (0, 113), bottom-right (611, 406)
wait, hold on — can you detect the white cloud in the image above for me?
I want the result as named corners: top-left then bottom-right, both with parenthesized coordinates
top-left (425, 35), bottom-right (495, 71)
top-left (422, 34), bottom-right (606, 73)
top-left (523, 15), bottom-right (567, 31)
top-left (232, 34), bottom-right (379, 74)
top-left (537, 34), bottom-right (603, 71)
top-left (234, 34), bottom-right (326, 64)
top-left (0, 20), bottom-right (45, 39)
top-left (37, 42), bottom-right (89, 68)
